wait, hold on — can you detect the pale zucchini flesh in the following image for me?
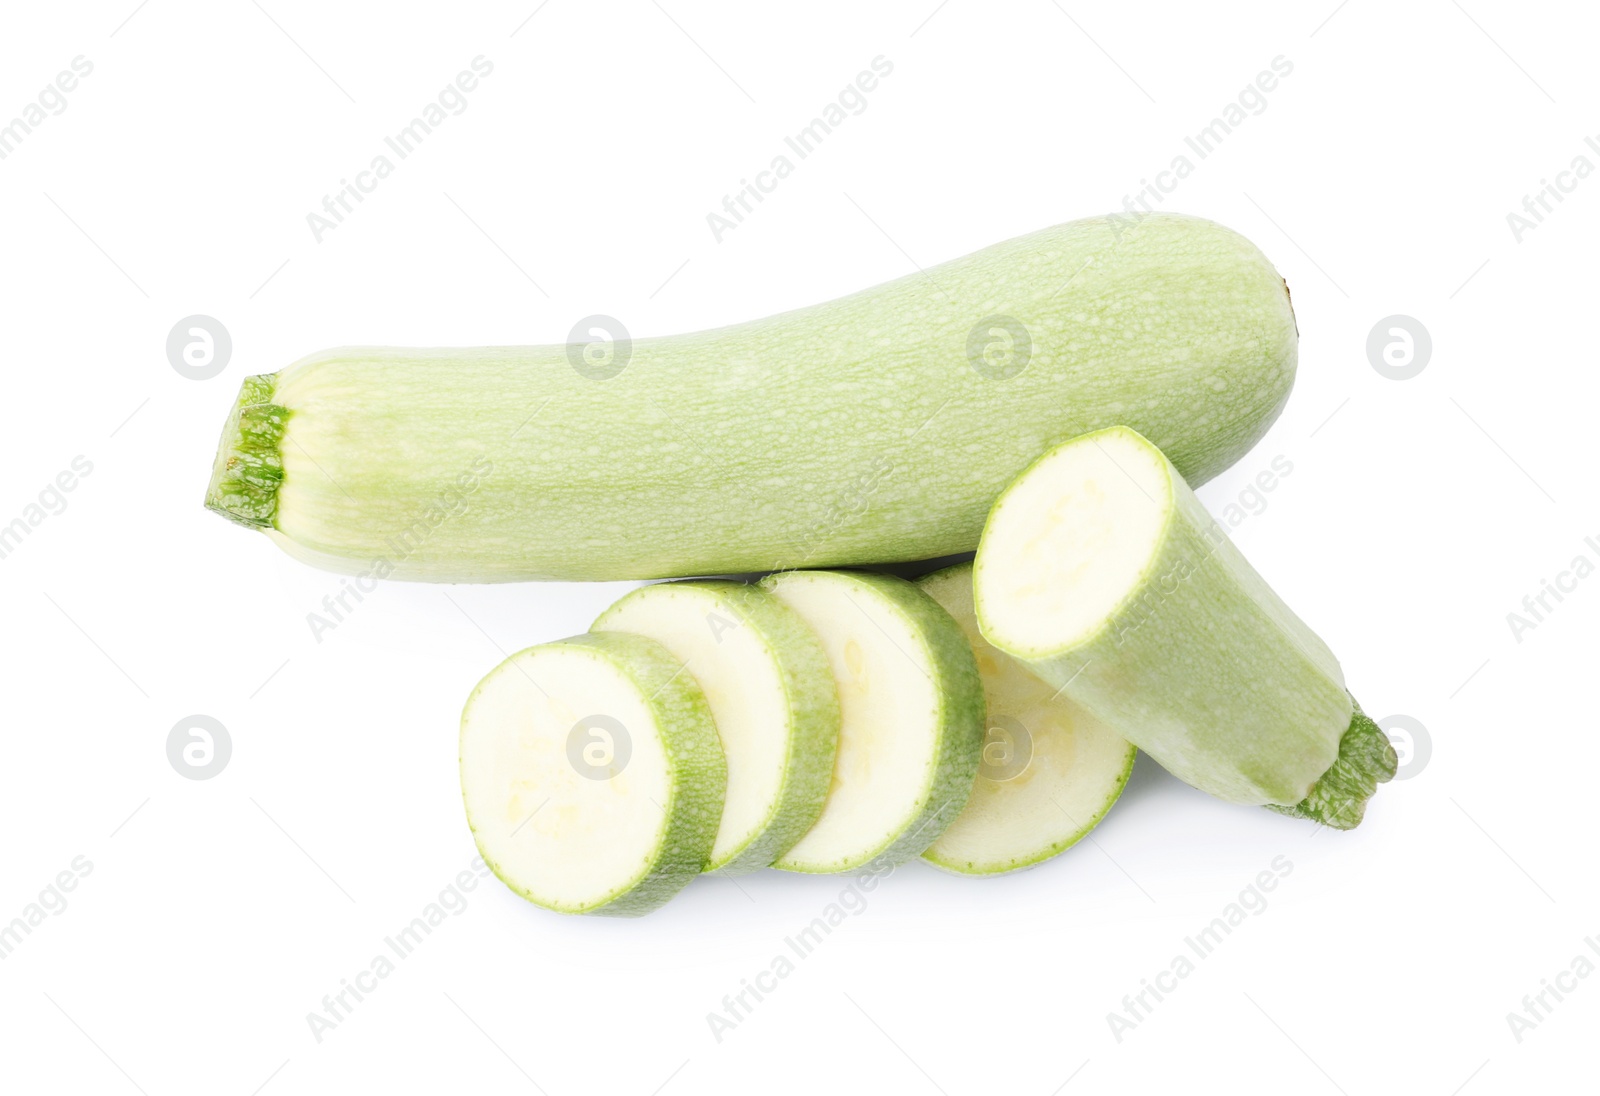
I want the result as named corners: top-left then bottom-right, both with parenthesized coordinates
top-left (459, 632), bottom-right (725, 916)
top-left (760, 571), bottom-right (985, 873)
top-left (591, 581), bottom-right (840, 875)
top-left (974, 427), bottom-right (1395, 828)
top-left (918, 563), bottom-right (1136, 875)
top-left (205, 214), bottom-right (1297, 582)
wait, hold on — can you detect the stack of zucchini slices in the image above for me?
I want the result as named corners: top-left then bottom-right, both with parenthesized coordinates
top-left (459, 563), bottom-right (1139, 916)
top-left (459, 427), bottom-right (1393, 917)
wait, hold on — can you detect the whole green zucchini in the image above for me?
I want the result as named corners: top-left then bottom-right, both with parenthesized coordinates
top-left (205, 213), bottom-right (1296, 581)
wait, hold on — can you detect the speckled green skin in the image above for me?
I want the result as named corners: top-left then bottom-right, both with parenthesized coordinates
top-left (205, 213), bottom-right (1297, 581)
top-left (592, 581), bottom-right (841, 874)
top-left (977, 428), bottom-right (1392, 823)
top-left (461, 631), bottom-right (726, 917)
top-left (762, 571), bottom-right (986, 873)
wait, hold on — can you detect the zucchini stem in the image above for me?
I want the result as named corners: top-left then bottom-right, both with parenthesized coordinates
top-left (1267, 698), bottom-right (1398, 830)
top-left (204, 373), bottom-right (290, 530)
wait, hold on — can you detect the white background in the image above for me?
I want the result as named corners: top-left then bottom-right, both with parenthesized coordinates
top-left (0, 1), bottom-right (1593, 1093)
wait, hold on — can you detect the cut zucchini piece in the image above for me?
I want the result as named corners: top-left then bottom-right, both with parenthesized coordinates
top-left (592, 581), bottom-right (840, 875)
top-left (918, 563), bottom-right (1136, 875)
top-left (459, 632), bottom-right (725, 916)
top-left (974, 426), bottom-right (1394, 827)
top-left (760, 571), bottom-right (984, 873)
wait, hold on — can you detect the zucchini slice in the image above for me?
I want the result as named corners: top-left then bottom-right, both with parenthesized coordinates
top-left (918, 563), bottom-right (1136, 875)
top-left (760, 571), bottom-right (985, 873)
top-left (459, 632), bottom-right (725, 915)
top-left (592, 581), bottom-right (839, 874)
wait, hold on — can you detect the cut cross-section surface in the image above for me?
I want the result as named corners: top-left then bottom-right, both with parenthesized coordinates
top-left (761, 571), bottom-right (984, 873)
top-left (919, 563), bottom-right (1135, 875)
top-left (459, 632), bottom-right (725, 916)
top-left (593, 581), bottom-right (839, 874)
